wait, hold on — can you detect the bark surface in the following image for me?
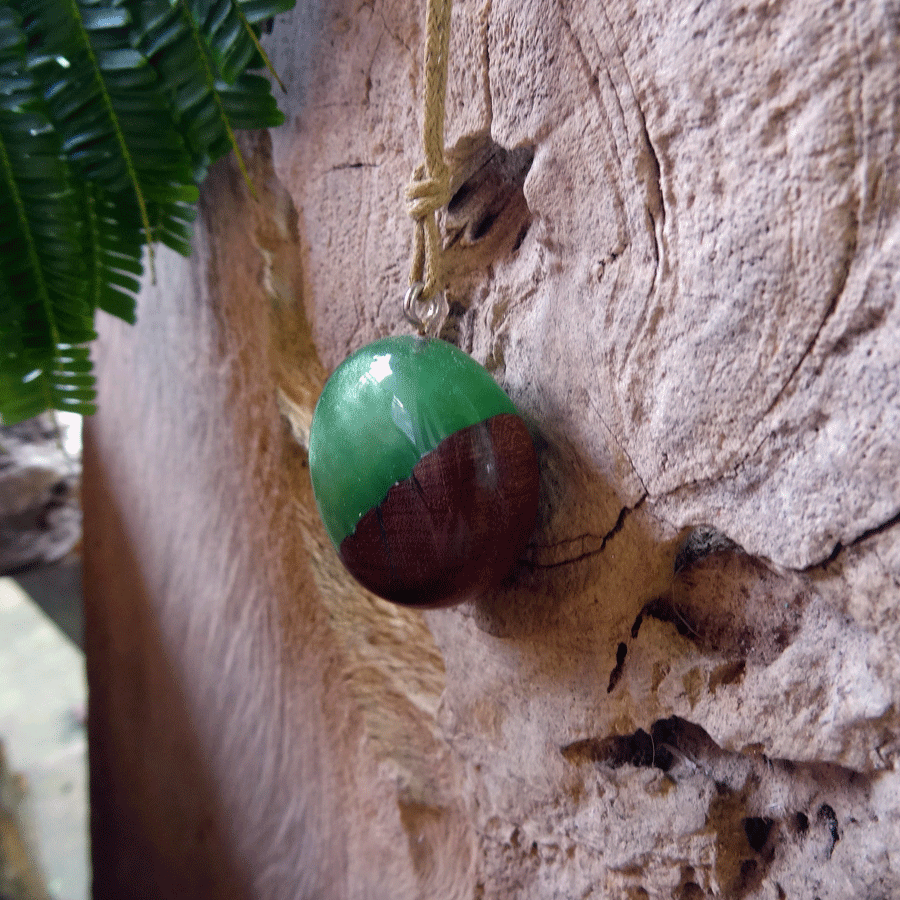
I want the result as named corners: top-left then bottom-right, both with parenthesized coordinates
top-left (83, 0), bottom-right (900, 897)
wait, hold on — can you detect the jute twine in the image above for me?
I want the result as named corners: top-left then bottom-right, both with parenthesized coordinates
top-left (405, 0), bottom-right (453, 303)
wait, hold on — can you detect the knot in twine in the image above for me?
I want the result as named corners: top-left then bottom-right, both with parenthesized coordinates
top-left (406, 162), bottom-right (451, 301)
top-left (406, 0), bottom-right (453, 306)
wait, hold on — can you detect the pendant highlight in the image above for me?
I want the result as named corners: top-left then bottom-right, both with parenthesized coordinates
top-left (309, 335), bottom-right (539, 607)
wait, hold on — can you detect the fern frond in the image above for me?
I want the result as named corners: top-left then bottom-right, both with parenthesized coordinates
top-left (81, 181), bottom-right (144, 323)
top-left (0, 5), bottom-right (97, 423)
top-left (2, 344), bottom-right (98, 421)
top-left (177, 0), bottom-right (256, 193)
top-left (180, 0), bottom-right (294, 86)
top-left (19, 0), bottom-right (199, 261)
top-left (146, 196), bottom-right (197, 256)
top-left (0, 0), bottom-right (295, 421)
top-left (134, 0), bottom-right (286, 191)
top-left (230, 0), bottom-right (288, 91)
top-left (186, 0), bottom-right (256, 85)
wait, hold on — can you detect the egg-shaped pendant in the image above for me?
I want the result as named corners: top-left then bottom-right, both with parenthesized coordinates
top-left (308, 335), bottom-right (539, 607)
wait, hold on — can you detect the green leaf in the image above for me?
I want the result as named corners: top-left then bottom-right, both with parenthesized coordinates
top-left (0, 14), bottom-right (94, 429)
top-left (95, 48), bottom-right (144, 70)
top-left (0, 0), bottom-right (295, 420)
top-left (80, 182), bottom-right (143, 323)
top-left (230, 0), bottom-right (288, 91)
top-left (134, 0), bottom-right (257, 189)
top-left (80, 7), bottom-right (130, 30)
top-left (21, 0), bottom-right (199, 259)
top-left (239, 0), bottom-right (293, 23)
top-left (184, 0), bottom-right (258, 85)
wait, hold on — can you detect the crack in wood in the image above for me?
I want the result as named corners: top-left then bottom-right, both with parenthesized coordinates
top-left (586, 356), bottom-right (649, 496)
top-left (808, 506), bottom-right (900, 570)
top-left (524, 495), bottom-right (646, 570)
top-left (327, 161), bottom-right (378, 172)
top-left (606, 641), bottom-right (628, 693)
top-left (557, 5), bottom-right (623, 176)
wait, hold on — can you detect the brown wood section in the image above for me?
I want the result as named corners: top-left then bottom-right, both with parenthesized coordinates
top-left (81, 138), bottom-right (469, 898)
top-left (82, 435), bottom-right (247, 898)
top-left (80, 153), bottom-right (419, 899)
top-left (79, 156), bottom-right (320, 898)
top-left (340, 413), bottom-right (539, 607)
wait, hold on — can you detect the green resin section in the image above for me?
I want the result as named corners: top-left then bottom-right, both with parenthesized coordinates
top-left (309, 335), bottom-right (519, 548)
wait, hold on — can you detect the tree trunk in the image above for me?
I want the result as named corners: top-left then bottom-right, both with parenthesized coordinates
top-left (82, 0), bottom-right (900, 897)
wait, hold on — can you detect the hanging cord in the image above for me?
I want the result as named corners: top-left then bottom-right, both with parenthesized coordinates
top-left (405, 0), bottom-right (453, 312)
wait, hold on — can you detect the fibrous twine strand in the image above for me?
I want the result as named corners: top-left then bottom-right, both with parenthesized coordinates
top-left (406, 0), bottom-right (453, 303)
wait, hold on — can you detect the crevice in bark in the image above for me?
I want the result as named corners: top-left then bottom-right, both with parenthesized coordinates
top-left (480, 0), bottom-right (493, 125)
top-left (563, 0), bottom-right (666, 292)
top-left (523, 494), bottom-right (646, 571)
top-left (808, 506), bottom-right (900, 571)
top-left (563, 716), bottom-right (867, 897)
top-left (326, 161), bottom-right (378, 172)
top-left (633, 107), bottom-right (665, 295)
top-left (606, 641), bottom-right (628, 693)
top-left (626, 535), bottom-right (809, 666)
top-left (757, 238), bottom-right (856, 424)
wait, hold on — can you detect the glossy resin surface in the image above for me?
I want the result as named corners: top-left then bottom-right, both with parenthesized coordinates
top-left (309, 336), bottom-right (518, 548)
top-left (308, 336), bottom-right (539, 606)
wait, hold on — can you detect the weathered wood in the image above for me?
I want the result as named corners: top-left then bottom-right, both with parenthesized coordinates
top-left (84, 0), bottom-right (900, 896)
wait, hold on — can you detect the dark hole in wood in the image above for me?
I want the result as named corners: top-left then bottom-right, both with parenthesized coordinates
top-left (606, 641), bottom-right (628, 693)
top-left (631, 612), bottom-right (643, 638)
top-left (674, 525), bottom-right (740, 572)
top-left (561, 729), bottom-right (654, 768)
top-left (818, 804), bottom-right (840, 858)
top-left (470, 210), bottom-right (499, 241)
top-left (640, 596), bottom-right (697, 638)
top-left (743, 816), bottom-right (774, 852)
top-left (562, 718), bottom-right (721, 775)
top-left (447, 180), bottom-right (474, 215)
top-left (443, 136), bottom-right (533, 259)
top-left (738, 859), bottom-right (759, 889)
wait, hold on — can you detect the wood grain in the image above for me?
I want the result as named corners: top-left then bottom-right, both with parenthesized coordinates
top-left (340, 413), bottom-right (539, 606)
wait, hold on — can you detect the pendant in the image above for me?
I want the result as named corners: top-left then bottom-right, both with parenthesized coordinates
top-left (308, 334), bottom-right (539, 607)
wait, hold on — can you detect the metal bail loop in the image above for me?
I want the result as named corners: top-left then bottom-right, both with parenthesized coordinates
top-left (403, 282), bottom-right (444, 336)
